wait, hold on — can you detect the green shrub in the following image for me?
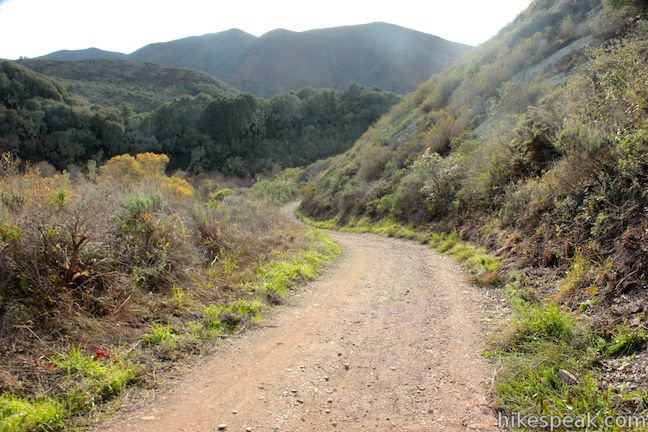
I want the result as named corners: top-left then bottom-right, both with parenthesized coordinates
top-left (208, 188), bottom-right (235, 207)
top-left (246, 168), bottom-right (303, 205)
top-left (357, 146), bottom-right (390, 181)
top-left (390, 173), bottom-right (426, 221)
top-left (218, 299), bottom-right (263, 328)
top-left (202, 304), bottom-right (227, 333)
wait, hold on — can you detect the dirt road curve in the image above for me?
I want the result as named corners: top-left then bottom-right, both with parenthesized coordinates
top-left (103, 228), bottom-right (499, 431)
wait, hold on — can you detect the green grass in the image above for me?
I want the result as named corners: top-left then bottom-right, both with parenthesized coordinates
top-left (1, 346), bottom-right (137, 431)
top-left (201, 298), bottom-right (263, 332)
top-left (605, 325), bottom-right (648, 357)
top-left (250, 229), bottom-right (341, 300)
top-left (513, 303), bottom-right (577, 344)
top-left (201, 304), bottom-right (228, 333)
top-left (192, 228), bottom-right (341, 338)
top-left (142, 323), bottom-right (177, 349)
top-left (494, 291), bottom-right (605, 421)
top-left (436, 230), bottom-right (459, 252)
top-left (51, 347), bottom-right (137, 413)
top-left (491, 277), bottom-right (648, 430)
top-left (296, 210), bottom-right (501, 283)
top-left (169, 286), bottom-right (191, 308)
top-left (559, 251), bottom-right (588, 296)
top-left (0, 394), bottom-right (64, 432)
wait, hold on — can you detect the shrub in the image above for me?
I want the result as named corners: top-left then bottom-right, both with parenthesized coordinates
top-left (510, 107), bottom-right (561, 177)
top-left (99, 153), bottom-right (169, 182)
top-left (390, 173), bottom-right (426, 222)
top-left (414, 150), bottom-right (459, 217)
top-left (215, 299), bottom-right (263, 329)
top-left (357, 146), bottom-right (389, 181)
top-left (99, 154), bottom-right (142, 182)
top-left (164, 176), bottom-right (194, 198)
top-left (115, 193), bottom-right (191, 290)
top-left (209, 188), bottom-right (235, 207)
top-left (247, 167), bottom-right (303, 205)
top-left (0, 152), bottom-right (21, 177)
top-left (424, 114), bottom-right (465, 155)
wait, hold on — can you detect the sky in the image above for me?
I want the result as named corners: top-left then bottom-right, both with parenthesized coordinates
top-left (0, 0), bottom-right (533, 59)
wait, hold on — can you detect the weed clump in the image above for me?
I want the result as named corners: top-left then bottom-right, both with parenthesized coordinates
top-left (0, 394), bottom-right (64, 432)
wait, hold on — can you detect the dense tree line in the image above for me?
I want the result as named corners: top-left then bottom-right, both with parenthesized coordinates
top-left (0, 61), bottom-right (400, 176)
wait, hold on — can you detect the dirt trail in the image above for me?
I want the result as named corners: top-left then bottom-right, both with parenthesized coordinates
top-left (103, 217), bottom-right (499, 431)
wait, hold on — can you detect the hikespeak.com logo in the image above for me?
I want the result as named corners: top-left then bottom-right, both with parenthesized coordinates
top-left (498, 412), bottom-right (648, 431)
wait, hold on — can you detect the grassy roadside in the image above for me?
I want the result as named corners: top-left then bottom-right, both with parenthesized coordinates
top-left (2, 229), bottom-right (338, 430)
top-left (295, 211), bottom-right (501, 282)
top-left (0, 161), bottom-right (340, 432)
top-left (0, 226), bottom-right (340, 432)
top-left (296, 211), bottom-right (648, 430)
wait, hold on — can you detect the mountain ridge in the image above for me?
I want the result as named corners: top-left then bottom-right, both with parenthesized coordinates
top-left (35, 22), bottom-right (471, 97)
top-left (37, 47), bottom-right (129, 61)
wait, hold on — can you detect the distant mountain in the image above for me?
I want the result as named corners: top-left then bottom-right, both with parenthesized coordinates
top-left (129, 28), bottom-right (256, 76)
top-left (19, 59), bottom-right (237, 112)
top-left (37, 47), bottom-right (128, 61)
top-left (36, 23), bottom-right (471, 97)
top-left (132, 23), bottom-right (470, 97)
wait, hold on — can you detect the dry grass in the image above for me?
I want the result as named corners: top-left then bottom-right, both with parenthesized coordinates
top-left (0, 154), bottom-right (335, 430)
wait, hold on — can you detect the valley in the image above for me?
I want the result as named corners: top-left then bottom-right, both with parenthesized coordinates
top-left (0, 0), bottom-right (647, 430)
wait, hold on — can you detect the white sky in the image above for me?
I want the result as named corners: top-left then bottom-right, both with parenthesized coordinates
top-left (0, 0), bottom-right (533, 59)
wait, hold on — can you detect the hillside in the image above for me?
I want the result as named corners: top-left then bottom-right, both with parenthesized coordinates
top-left (137, 23), bottom-right (470, 97)
top-left (18, 59), bottom-right (237, 112)
top-left (38, 23), bottom-right (470, 97)
top-left (301, 0), bottom-right (647, 420)
top-left (0, 60), bottom-right (399, 174)
top-left (36, 47), bottom-right (128, 61)
top-left (129, 28), bottom-right (256, 78)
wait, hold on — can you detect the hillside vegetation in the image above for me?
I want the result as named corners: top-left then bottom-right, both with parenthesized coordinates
top-left (0, 153), bottom-right (339, 430)
top-left (301, 0), bottom-right (647, 421)
top-left (0, 61), bottom-right (399, 175)
top-left (19, 59), bottom-right (237, 112)
top-left (38, 23), bottom-right (470, 97)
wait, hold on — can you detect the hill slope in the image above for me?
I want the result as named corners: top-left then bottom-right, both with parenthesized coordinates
top-left (18, 59), bottom-right (237, 112)
top-left (1, 60), bottom-right (399, 174)
top-left (301, 0), bottom-right (647, 418)
top-left (129, 28), bottom-right (256, 77)
top-left (36, 47), bottom-right (128, 61)
top-left (38, 23), bottom-right (470, 97)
